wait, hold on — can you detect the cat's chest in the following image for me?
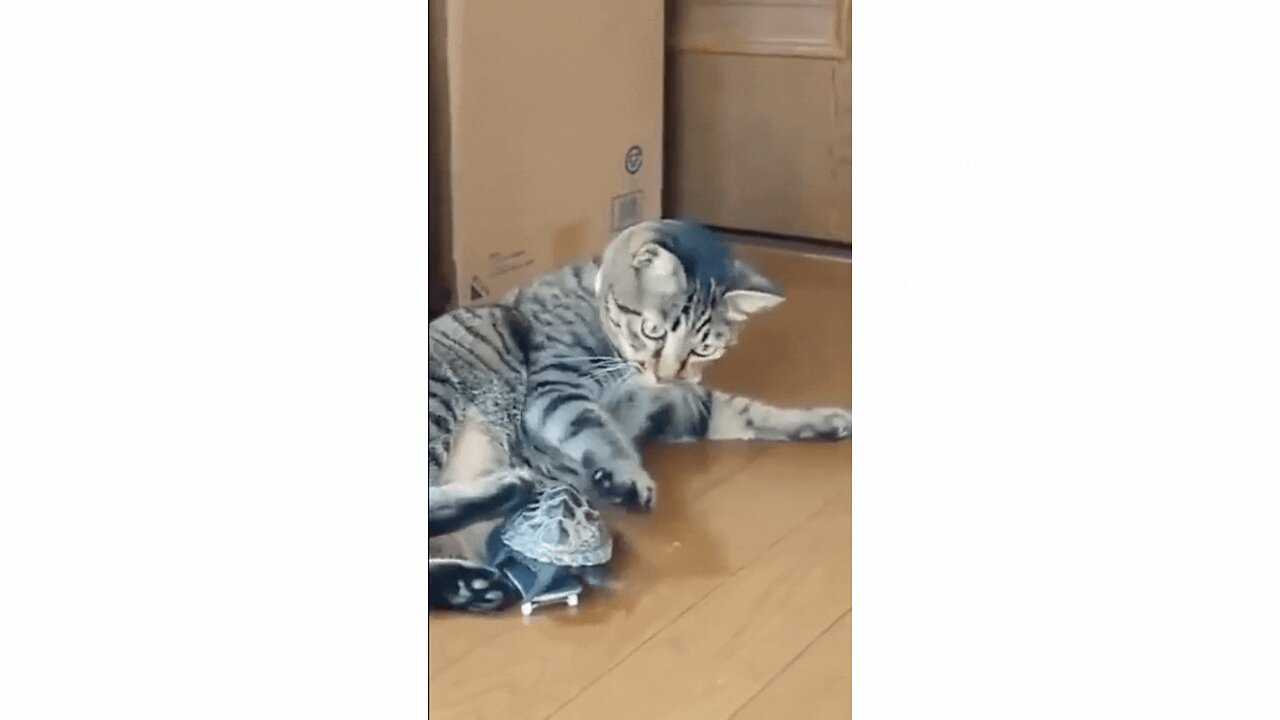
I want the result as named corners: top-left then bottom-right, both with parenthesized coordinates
top-left (598, 384), bottom-right (651, 437)
top-left (599, 381), bottom-right (644, 415)
top-left (599, 383), bottom-right (690, 438)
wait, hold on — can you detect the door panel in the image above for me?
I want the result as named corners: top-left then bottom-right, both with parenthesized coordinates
top-left (666, 0), bottom-right (851, 244)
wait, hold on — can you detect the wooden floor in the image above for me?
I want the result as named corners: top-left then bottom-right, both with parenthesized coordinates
top-left (428, 246), bottom-right (852, 720)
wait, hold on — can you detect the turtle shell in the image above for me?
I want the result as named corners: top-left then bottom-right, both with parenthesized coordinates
top-left (500, 482), bottom-right (612, 567)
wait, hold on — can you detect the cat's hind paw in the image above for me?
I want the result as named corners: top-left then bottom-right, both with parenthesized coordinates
top-left (429, 560), bottom-right (520, 613)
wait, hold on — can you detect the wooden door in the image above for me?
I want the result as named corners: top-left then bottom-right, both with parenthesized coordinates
top-left (666, 0), bottom-right (851, 244)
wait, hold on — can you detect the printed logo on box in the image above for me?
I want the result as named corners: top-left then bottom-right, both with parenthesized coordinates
top-left (624, 145), bottom-right (643, 175)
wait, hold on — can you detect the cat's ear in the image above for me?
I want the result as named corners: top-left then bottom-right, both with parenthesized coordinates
top-left (723, 260), bottom-right (784, 321)
top-left (631, 241), bottom-right (685, 294)
top-left (723, 290), bottom-right (784, 321)
top-left (631, 241), bottom-right (678, 273)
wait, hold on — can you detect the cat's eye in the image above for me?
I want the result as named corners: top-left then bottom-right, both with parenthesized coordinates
top-left (692, 341), bottom-right (717, 357)
top-left (640, 319), bottom-right (666, 340)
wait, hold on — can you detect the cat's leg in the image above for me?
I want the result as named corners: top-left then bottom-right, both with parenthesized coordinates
top-left (644, 386), bottom-right (851, 442)
top-left (707, 392), bottom-right (850, 440)
top-left (428, 559), bottom-right (521, 613)
top-left (525, 385), bottom-right (655, 510)
top-left (428, 471), bottom-right (533, 538)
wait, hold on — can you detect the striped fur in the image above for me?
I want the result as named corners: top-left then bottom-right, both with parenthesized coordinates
top-left (505, 220), bottom-right (852, 511)
top-left (427, 305), bottom-right (591, 613)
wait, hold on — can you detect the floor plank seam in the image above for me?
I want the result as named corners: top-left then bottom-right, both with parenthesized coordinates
top-left (724, 608), bottom-right (852, 720)
top-left (539, 494), bottom-right (841, 720)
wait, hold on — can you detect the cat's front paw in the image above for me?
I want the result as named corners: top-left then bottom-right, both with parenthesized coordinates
top-left (497, 470), bottom-right (537, 515)
top-left (590, 461), bottom-right (656, 511)
top-left (794, 408), bottom-right (852, 441)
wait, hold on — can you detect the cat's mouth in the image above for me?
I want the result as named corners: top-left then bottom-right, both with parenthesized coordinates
top-left (620, 356), bottom-right (700, 387)
top-left (634, 368), bottom-right (697, 388)
top-left (634, 369), bottom-right (663, 387)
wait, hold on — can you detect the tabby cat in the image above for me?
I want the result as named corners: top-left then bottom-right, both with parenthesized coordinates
top-left (428, 220), bottom-right (851, 612)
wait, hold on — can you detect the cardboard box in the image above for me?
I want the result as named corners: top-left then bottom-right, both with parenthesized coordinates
top-left (429, 0), bottom-right (664, 307)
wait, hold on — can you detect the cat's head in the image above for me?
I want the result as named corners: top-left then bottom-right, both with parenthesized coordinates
top-left (593, 220), bottom-right (783, 386)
